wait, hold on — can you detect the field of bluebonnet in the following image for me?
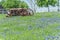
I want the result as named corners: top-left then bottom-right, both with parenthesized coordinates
top-left (0, 12), bottom-right (60, 40)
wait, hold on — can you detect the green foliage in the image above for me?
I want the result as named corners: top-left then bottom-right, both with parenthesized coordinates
top-left (49, 0), bottom-right (57, 6)
top-left (19, 1), bottom-right (28, 8)
top-left (1, 0), bottom-right (28, 9)
top-left (0, 0), bottom-right (5, 5)
top-left (35, 0), bottom-right (57, 7)
top-left (2, 0), bottom-right (19, 8)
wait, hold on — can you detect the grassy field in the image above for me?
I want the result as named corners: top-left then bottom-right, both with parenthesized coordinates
top-left (0, 12), bottom-right (60, 40)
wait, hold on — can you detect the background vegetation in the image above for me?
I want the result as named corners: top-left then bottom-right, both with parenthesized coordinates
top-left (0, 0), bottom-right (28, 9)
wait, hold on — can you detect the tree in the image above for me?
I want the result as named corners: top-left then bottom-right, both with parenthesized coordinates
top-left (19, 1), bottom-right (28, 8)
top-left (58, 0), bottom-right (60, 11)
top-left (1, 0), bottom-right (19, 9)
top-left (1, 0), bottom-right (28, 9)
top-left (27, 0), bottom-right (36, 13)
top-left (35, 0), bottom-right (57, 12)
top-left (0, 0), bottom-right (5, 5)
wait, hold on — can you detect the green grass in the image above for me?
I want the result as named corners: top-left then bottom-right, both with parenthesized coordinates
top-left (0, 12), bottom-right (60, 40)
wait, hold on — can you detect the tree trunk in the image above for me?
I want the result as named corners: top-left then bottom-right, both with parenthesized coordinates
top-left (48, 6), bottom-right (49, 12)
top-left (29, 0), bottom-right (36, 13)
top-left (48, 0), bottom-right (49, 12)
top-left (58, 0), bottom-right (59, 11)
